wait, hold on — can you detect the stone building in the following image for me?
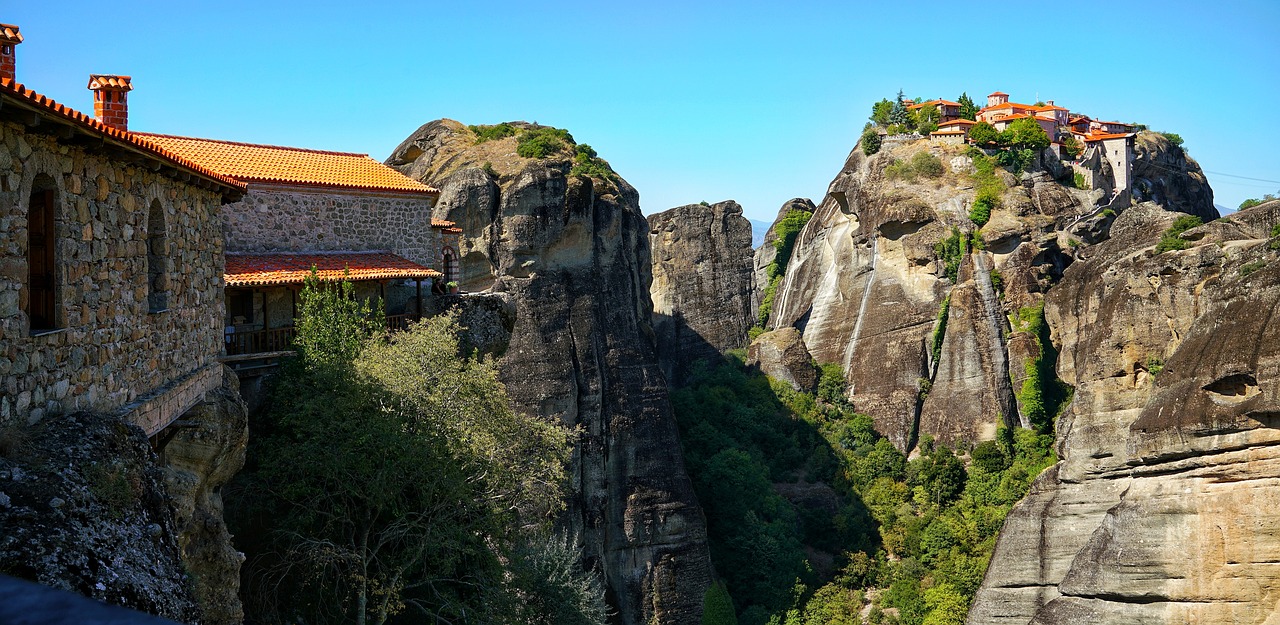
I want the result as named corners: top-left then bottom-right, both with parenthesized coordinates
top-left (0, 26), bottom-right (246, 433)
top-left (133, 134), bottom-right (460, 355)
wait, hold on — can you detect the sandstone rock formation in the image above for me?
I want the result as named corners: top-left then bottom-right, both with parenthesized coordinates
top-left (648, 200), bottom-right (755, 385)
top-left (762, 134), bottom-right (1213, 451)
top-left (969, 200), bottom-right (1280, 624)
top-left (746, 327), bottom-right (819, 393)
top-left (161, 370), bottom-right (248, 625)
top-left (753, 198), bottom-right (816, 298)
top-left (386, 120), bottom-right (712, 625)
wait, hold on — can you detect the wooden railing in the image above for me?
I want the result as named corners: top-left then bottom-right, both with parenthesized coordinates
top-left (225, 313), bottom-right (423, 356)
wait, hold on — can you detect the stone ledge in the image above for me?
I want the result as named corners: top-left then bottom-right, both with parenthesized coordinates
top-left (119, 363), bottom-right (223, 436)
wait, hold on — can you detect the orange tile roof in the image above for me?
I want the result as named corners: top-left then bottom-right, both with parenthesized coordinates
top-left (87, 74), bottom-right (133, 91)
top-left (938, 119), bottom-right (976, 127)
top-left (909, 99), bottom-right (961, 109)
top-left (0, 78), bottom-right (245, 192)
top-left (225, 252), bottom-right (442, 287)
top-left (134, 133), bottom-right (439, 196)
top-left (1078, 131), bottom-right (1132, 142)
top-left (988, 91), bottom-right (1008, 96)
top-left (430, 218), bottom-right (456, 228)
top-left (0, 23), bottom-right (22, 44)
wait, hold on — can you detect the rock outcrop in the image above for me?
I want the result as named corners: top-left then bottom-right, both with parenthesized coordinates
top-left (1131, 131), bottom-right (1216, 221)
top-left (386, 120), bottom-right (712, 625)
top-left (746, 327), bottom-right (819, 393)
top-left (969, 200), bottom-right (1280, 625)
top-left (753, 198), bottom-right (816, 296)
top-left (0, 411), bottom-right (200, 622)
top-left (762, 134), bottom-right (1213, 451)
top-left (161, 370), bottom-right (248, 625)
top-left (648, 200), bottom-right (756, 385)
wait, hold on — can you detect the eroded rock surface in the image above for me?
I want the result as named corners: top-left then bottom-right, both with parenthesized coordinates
top-left (648, 200), bottom-right (755, 385)
top-left (746, 327), bottom-right (819, 393)
top-left (970, 201), bottom-right (1280, 625)
top-left (387, 120), bottom-right (712, 625)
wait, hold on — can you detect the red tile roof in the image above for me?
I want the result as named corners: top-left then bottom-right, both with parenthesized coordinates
top-left (134, 133), bottom-right (439, 196)
top-left (0, 78), bottom-right (245, 192)
top-left (430, 218), bottom-right (456, 228)
top-left (87, 75), bottom-right (133, 91)
top-left (0, 23), bottom-right (22, 44)
top-left (909, 99), bottom-right (961, 109)
top-left (225, 252), bottom-right (442, 287)
top-left (988, 91), bottom-right (1008, 96)
top-left (937, 119), bottom-right (976, 127)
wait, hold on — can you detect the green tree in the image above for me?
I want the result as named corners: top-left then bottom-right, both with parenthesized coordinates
top-left (861, 127), bottom-right (883, 156)
top-left (1000, 118), bottom-right (1050, 152)
top-left (921, 584), bottom-right (968, 625)
top-left (957, 93), bottom-right (978, 120)
top-left (233, 281), bottom-right (574, 625)
top-left (913, 105), bottom-right (942, 136)
top-left (870, 99), bottom-right (894, 126)
top-left (702, 581), bottom-right (739, 625)
top-left (506, 534), bottom-right (610, 625)
top-left (1239, 192), bottom-right (1278, 210)
top-left (967, 122), bottom-right (999, 146)
top-left (889, 90), bottom-right (911, 128)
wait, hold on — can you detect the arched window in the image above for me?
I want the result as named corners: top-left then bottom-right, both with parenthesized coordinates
top-left (26, 174), bottom-right (59, 332)
top-left (441, 246), bottom-right (457, 283)
top-left (147, 200), bottom-right (169, 312)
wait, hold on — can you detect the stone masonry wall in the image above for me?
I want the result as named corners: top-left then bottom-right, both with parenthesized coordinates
top-left (0, 120), bottom-right (227, 430)
top-left (224, 185), bottom-right (443, 270)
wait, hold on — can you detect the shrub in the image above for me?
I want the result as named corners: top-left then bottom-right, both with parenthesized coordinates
top-left (702, 581), bottom-right (738, 625)
top-left (988, 269), bottom-right (1004, 296)
top-left (911, 151), bottom-right (945, 178)
top-left (1154, 215), bottom-right (1203, 254)
top-left (1073, 172), bottom-right (1088, 190)
top-left (935, 229), bottom-right (966, 283)
top-left (1061, 135), bottom-right (1084, 160)
top-left (1240, 260), bottom-right (1267, 277)
top-left (569, 143), bottom-right (617, 182)
top-left (862, 128), bottom-right (883, 156)
top-left (969, 197), bottom-right (993, 227)
top-left (517, 126), bottom-right (574, 159)
top-left (885, 159), bottom-right (917, 182)
top-left (1145, 356), bottom-right (1165, 377)
top-left (1240, 192), bottom-right (1279, 210)
top-left (1158, 132), bottom-right (1184, 147)
top-left (469, 123), bottom-right (518, 143)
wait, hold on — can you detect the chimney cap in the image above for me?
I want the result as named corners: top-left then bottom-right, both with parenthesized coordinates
top-left (0, 24), bottom-right (22, 45)
top-left (87, 74), bottom-right (133, 91)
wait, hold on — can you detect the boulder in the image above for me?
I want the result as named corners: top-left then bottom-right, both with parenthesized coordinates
top-left (747, 327), bottom-right (818, 393)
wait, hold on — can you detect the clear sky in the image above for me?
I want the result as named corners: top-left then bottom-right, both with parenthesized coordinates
top-left (9, 0), bottom-right (1279, 221)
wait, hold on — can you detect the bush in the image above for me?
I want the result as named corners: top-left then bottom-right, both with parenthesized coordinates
top-left (862, 128), bottom-right (882, 156)
top-left (935, 229), bottom-right (965, 283)
top-left (1154, 215), bottom-right (1203, 254)
top-left (569, 143), bottom-right (617, 182)
top-left (1240, 192), bottom-right (1278, 210)
top-left (517, 126), bottom-right (574, 159)
top-left (911, 152), bottom-right (945, 178)
top-left (1158, 132), bottom-right (1184, 147)
top-left (969, 197), bottom-right (993, 227)
top-left (469, 123), bottom-right (518, 143)
top-left (1073, 172), bottom-right (1088, 190)
top-left (1060, 135), bottom-right (1083, 160)
top-left (885, 159), bottom-right (916, 182)
top-left (702, 581), bottom-right (738, 625)
top-left (1000, 118), bottom-right (1050, 152)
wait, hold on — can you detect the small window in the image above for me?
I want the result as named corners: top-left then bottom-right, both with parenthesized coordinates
top-left (26, 176), bottom-right (59, 332)
top-left (2, 45), bottom-right (11, 54)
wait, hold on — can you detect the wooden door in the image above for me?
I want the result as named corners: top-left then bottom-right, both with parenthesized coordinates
top-left (28, 189), bottom-right (56, 330)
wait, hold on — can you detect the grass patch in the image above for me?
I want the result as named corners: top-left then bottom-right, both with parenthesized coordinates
top-left (468, 123), bottom-right (518, 144)
top-left (1240, 260), bottom-right (1267, 277)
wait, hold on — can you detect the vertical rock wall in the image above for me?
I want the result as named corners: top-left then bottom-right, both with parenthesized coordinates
top-left (647, 200), bottom-right (755, 385)
top-left (386, 120), bottom-right (712, 625)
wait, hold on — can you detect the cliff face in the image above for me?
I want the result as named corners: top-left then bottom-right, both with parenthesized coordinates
top-left (764, 132), bottom-right (1212, 451)
top-left (969, 201), bottom-right (1280, 625)
top-left (386, 120), bottom-right (712, 625)
top-left (648, 200), bottom-right (756, 385)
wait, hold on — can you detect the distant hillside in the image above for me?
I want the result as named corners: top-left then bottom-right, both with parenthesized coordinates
top-left (749, 219), bottom-right (771, 247)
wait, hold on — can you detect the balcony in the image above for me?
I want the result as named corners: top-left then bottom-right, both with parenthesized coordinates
top-left (224, 313), bottom-right (423, 357)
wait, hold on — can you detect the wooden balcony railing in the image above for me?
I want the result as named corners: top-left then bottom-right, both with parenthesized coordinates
top-left (225, 313), bottom-right (424, 356)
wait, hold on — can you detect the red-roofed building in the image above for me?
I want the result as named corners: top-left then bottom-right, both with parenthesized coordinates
top-left (0, 28), bottom-right (246, 434)
top-left (909, 98), bottom-right (963, 122)
top-left (131, 133), bottom-right (461, 355)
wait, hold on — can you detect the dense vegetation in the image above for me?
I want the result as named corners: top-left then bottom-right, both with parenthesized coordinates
top-left (1011, 303), bottom-right (1071, 434)
top-left (229, 274), bottom-right (605, 625)
top-left (675, 354), bottom-right (1057, 625)
top-left (517, 126), bottom-right (574, 159)
top-left (755, 210), bottom-right (813, 330)
top-left (1239, 191), bottom-right (1278, 210)
top-left (965, 150), bottom-right (1007, 227)
top-left (885, 152), bottom-right (945, 182)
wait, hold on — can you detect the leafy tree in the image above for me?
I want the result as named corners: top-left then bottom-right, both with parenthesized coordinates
top-left (870, 99), bottom-right (894, 126)
top-left (861, 128), bottom-right (882, 156)
top-left (921, 583), bottom-right (968, 625)
top-left (957, 93), bottom-right (977, 121)
top-left (1060, 135), bottom-right (1084, 160)
top-left (1158, 131), bottom-right (1184, 147)
top-left (232, 279), bottom-right (576, 625)
top-left (971, 440), bottom-right (1009, 473)
top-left (703, 581), bottom-right (739, 625)
top-left (889, 90), bottom-right (911, 128)
top-left (1239, 192), bottom-right (1278, 210)
top-left (506, 534), bottom-right (610, 625)
top-left (967, 122), bottom-right (999, 146)
top-left (913, 105), bottom-right (942, 136)
top-left (1000, 117), bottom-right (1050, 152)
top-left (1155, 214), bottom-right (1203, 253)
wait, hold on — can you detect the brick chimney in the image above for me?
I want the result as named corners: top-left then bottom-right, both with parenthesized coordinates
top-left (87, 74), bottom-right (133, 131)
top-left (0, 24), bottom-right (22, 82)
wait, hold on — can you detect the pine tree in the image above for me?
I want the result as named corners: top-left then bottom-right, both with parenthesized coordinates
top-left (889, 89), bottom-right (910, 127)
top-left (957, 92), bottom-right (978, 121)
top-left (702, 582), bottom-right (738, 625)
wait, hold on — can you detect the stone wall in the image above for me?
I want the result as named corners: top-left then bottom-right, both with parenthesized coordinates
top-left (224, 184), bottom-right (443, 270)
top-left (0, 121), bottom-right (228, 430)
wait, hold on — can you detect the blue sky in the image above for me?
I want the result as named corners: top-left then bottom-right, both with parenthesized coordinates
top-left (9, 0), bottom-right (1279, 221)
